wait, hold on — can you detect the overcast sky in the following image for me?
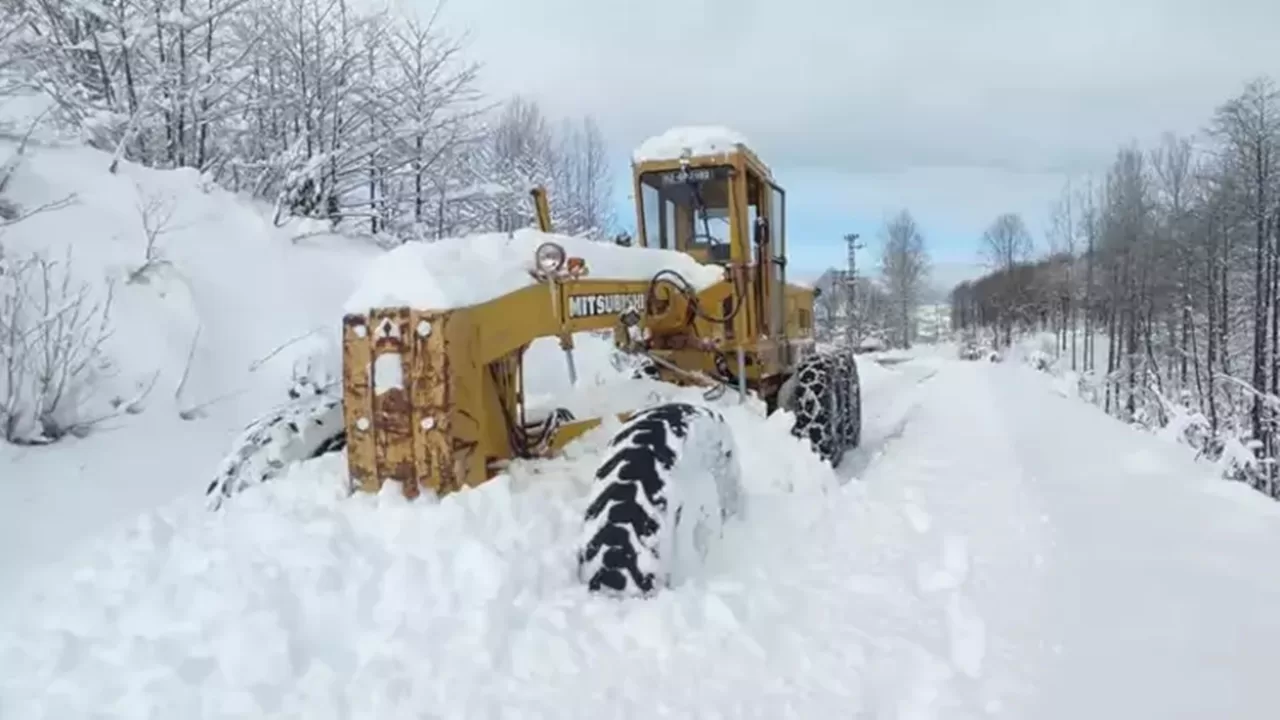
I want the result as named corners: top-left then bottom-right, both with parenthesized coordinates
top-left (426, 0), bottom-right (1280, 287)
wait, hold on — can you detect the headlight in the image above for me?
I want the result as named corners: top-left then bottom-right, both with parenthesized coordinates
top-left (534, 241), bottom-right (566, 273)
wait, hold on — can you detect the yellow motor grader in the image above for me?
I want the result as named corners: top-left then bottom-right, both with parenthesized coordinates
top-left (208, 128), bottom-right (861, 596)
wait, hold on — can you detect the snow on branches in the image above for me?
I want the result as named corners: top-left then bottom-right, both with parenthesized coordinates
top-left (0, 0), bottom-right (617, 242)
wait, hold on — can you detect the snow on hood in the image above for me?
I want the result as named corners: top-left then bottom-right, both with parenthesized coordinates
top-left (344, 228), bottom-right (726, 312)
top-left (632, 126), bottom-right (750, 164)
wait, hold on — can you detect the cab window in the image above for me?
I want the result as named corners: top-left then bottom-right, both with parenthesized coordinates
top-left (637, 166), bottom-right (733, 261)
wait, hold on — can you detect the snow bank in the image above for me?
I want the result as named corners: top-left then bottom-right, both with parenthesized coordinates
top-left (0, 143), bottom-right (376, 408)
top-left (632, 125), bottom-right (750, 164)
top-left (854, 353), bottom-right (898, 392)
top-left (1, 365), bottom-right (849, 718)
top-left (344, 228), bottom-right (725, 312)
top-left (1013, 331), bottom-right (1278, 493)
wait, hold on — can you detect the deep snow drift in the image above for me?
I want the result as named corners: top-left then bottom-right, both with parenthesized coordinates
top-left (5, 344), bottom-right (1279, 719)
top-left (0, 370), bottom-right (847, 719)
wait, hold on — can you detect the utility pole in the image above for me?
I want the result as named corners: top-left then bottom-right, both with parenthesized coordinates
top-left (843, 232), bottom-right (863, 349)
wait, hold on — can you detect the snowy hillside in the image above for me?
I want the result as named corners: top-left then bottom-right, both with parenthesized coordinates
top-left (0, 131), bottom-right (381, 575)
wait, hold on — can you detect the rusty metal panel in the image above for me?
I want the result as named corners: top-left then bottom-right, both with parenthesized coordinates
top-left (342, 313), bottom-right (377, 493)
top-left (409, 310), bottom-right (454, 497)
top-left (369, 307), bottom-right (414, 494)
top-left (447, 341), bottom-right (484, 492)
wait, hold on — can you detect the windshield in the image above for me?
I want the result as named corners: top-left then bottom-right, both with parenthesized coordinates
top-left (637, 166), bottom-right (733, 256)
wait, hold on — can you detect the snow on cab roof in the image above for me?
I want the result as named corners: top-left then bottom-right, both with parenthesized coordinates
top-left (344, 228), bottom-right (725, 313)
top-left (632, 125), bottom-right (750, 164)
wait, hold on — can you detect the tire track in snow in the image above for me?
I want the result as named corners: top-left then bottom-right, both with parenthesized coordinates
top-left (839, 358), bottom-right (941, 484)
top-left (857, 360), bottom-right (1050, 717)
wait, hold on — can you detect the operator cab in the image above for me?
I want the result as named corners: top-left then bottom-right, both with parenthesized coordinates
top-left (631, 127), bottom-right (785, 271)
top-left (630, 126), bottom-right (789, 337)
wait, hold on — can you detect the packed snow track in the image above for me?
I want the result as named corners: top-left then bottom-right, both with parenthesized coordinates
top-left (3, 351), bottom-right (1279, 719)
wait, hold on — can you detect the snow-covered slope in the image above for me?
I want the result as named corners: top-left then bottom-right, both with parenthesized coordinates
top-left (0, 137), bottom-right (381, 578)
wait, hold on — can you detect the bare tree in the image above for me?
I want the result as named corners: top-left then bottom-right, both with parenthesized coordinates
top-left (384, 5), bottom-right (484, 231)
top-left (554, 115), bottom-right (615, 238)
top-left (1045, 182), bottom-right (1078, 365)
top-left (1208, 77), bottom-right (1280, 479)
top-left (0, 242), bottom-right (127, 444)
top-left (981, 212), bottom-right (1034, 272)
top-left (878, 209), bottom-right (929, 348)
top-left (813, 275), bottom-right (845, 343)
top-left (979, 212), bottom-right (1034, 346)
top-left (1150, 133), bottom-right (1196, 392)
top-left (127, 185), bottom-right (178, 284)
top-left (476, 96), bottom-right (617, 238)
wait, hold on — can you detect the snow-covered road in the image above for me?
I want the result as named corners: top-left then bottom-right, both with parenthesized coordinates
top-left (838, 353), bottom-right (941, 483)
top-left (3, 352), bottom-right (1278, 719)
top-left (990, 363), bottom-right (1280, 719)
top-left (849, 355), bottom-right (1280, 718)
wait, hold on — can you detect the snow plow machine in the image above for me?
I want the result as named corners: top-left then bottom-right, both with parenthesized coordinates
top-left (207, 127), bottom-right (861, 597)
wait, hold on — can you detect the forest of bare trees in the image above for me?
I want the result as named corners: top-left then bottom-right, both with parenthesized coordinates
top-left (813, 209), bottom-right (931, 349)
top-left (813, 273), bottom-right (895, 346)
top-left (950, 76), bottom-right (1280, 499)
top-left (0, 0), bottom-right (615, 240)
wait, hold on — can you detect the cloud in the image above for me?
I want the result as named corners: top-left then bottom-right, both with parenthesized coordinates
top-left (436, 0), bottom-right (1277, 159)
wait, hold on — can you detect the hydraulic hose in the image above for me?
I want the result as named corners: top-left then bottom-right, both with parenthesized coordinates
top-left (645, 267), bottom-right (745, 327)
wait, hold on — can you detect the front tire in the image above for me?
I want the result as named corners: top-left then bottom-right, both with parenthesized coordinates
top-left (788, 352), bottom-right (842, 465)
top-left (833, 350), bottom-right (862, 451)
top-left (577, 402), bottom-right (742, 597)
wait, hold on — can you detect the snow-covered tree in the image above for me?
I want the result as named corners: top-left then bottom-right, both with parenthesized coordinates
top-left (0, 1), bottom-right (619, 242)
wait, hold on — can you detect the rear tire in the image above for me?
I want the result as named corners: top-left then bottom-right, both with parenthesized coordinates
top-left (788, 352), bottom-right (842, 465)
top-left (205, 388), bottom-right (346, 510)
top-left (577, 402), bottom-right (741, 597)
top-left (833, 349), bottom-right (862, 451)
